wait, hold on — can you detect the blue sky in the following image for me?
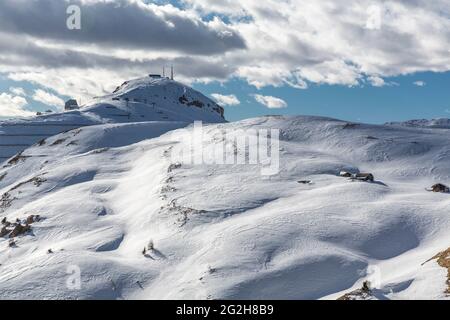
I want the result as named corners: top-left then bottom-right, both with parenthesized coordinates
top-left (193, 71), bottom-right (450, 123)
top-left (2, 70), bottom-right (449, 123)
top-left (0, 77), bottom-right (64, 115)
top-left (0, 0), bottom-right (449, 122)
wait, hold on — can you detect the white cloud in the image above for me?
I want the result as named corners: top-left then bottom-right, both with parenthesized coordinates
top-left (413, 81), bottom-right (426, 87)
top-left (32, 89), bottom-right (65, 108)
top-left (297, 61), bottom-right (361, 87)
top-left (9, 87), bottom-right (26, 96)
top-left (253, 94), bottom-right (287, 109)
top-left (367, 75), bottom-right (386, 87)
top-left (0, 92), bottom-right (33, 117)
top-left (0, 0), bottom-right (449, 102)
top-left (211, 93), bottom-right (240, 106)
top-left (9, 70), bottom-right (121, 103)
top-left (367, 75), bottom-right (399, 87)
top-left (0, 0), bottom-right (245, 56)
top-left (189, 0), bottom-right (450, 88)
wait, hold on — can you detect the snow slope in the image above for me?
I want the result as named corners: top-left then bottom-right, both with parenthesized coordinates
top-left (0, 75), bottom-right (225, 161)
top-left (386, 118), bottom-right (450, 129)
top-left (0, 116), bottom-right (449, 300)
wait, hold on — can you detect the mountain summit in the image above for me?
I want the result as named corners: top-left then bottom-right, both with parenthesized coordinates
top-left (0, 75), bottom-right (225, 162)
top-left (97, 74), bottom-right (225, 123)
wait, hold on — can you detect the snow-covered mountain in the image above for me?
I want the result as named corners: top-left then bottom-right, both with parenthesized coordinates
top-left (0, 115), bottom-right (449, 300)
top-left (0, 75), bottom-right (225, 162)
top-left (386, 118), bottom-right (450, 129)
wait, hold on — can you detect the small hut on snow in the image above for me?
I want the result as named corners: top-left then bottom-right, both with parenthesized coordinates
top-left (64, 99), bottom-right (79, 111)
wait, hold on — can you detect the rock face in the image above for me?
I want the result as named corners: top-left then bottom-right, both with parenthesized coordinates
top-left (0, 75), bottom-right (226, 162)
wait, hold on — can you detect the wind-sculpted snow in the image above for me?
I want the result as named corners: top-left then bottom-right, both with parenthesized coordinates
top-left (386, 118), bottom-right (450, 129)
top-left (0, 115), bottom-right (449, 300)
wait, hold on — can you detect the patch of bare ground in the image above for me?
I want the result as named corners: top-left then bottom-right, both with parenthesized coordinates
top-left (0, 175), bottom-right (47, 211)
top-left (342, 123), bottom-right (360, 129)
top-left (0, 215), bottom-right (40, 239)
top-left (159, 167), bottom-right (206, 226)
top-left (9, 176), bottom-right (47, 191)
top-left (92, 147), bottom-right (109, 154)
top-left (167, 162), bottom-right (181, 173)
top-left (71, 128), bottom-right (82, 136)
top-left (5, 152), bottom-right (30, 166)
top-left (0, 172), bottom-right (6, 182)
top-left (50, 138), bottom-right (68, 146)
top-left (337, 281), bottom-right (373, 300)
top-left (0, 193), bottom-right (15, 211)
top-left (158, 199), bottom-right (206, 227)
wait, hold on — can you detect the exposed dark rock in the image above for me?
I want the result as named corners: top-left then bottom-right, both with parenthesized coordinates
top-left (0, 193), bottom-right (15, 210)
top-left (343, 123), bottom-right (359, 129)
top-left (337, 281), bottom-right (373, 300)
top-left (0, 226), bottom-right (9, 237)
top-left (187, 100), bottom-right (204, 108)
top-left (9, 224), bottom-right (31, 238)
top-left (178, 95), bottom-right (188, 104)
top-left (50, 138), bottom-right (68, 146)
top-left (9, 176), bottom-right (47, 191)
top-left (26, 215), bottom-right (40, 224)
top-left (6, 152), bottom-right (30, 166)
top-left (167, 163), bottom-right (181, 173)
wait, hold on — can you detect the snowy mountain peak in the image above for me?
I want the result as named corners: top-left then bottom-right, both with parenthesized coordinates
top-left (101, 75), bottom-right (225, 119)
top-left (0, 75), bottom-right (226, 162)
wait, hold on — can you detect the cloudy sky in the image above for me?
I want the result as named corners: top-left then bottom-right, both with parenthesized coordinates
top-left (0, 0), bottom-right (449, 122)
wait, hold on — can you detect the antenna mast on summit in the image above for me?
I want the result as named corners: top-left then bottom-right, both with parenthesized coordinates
top-left (163, 66), bottom-right (165, 78)
top-left (171, 65), bottom-right (174, 80)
